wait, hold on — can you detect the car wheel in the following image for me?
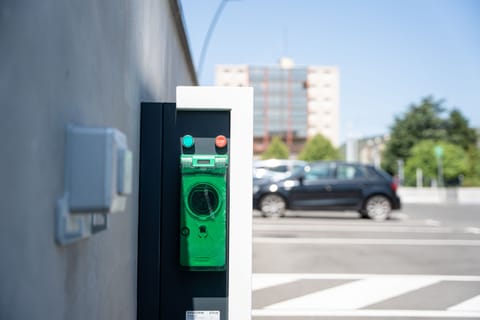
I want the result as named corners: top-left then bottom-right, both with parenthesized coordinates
top-left (259, 194), bottom-right (286, 218)
top-left (364, 195), bottom-right (391, 221)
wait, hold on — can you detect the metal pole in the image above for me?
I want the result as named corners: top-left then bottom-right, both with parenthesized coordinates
top-left (197, 0), bottom-right (229, 79)
top-left (437, 156), bottom-right (444, 187)
top-left (397, 159), bottom-right (404, 186)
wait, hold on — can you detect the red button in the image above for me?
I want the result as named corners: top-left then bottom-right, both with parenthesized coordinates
top-left (215, 135), bottom-right (227, 148)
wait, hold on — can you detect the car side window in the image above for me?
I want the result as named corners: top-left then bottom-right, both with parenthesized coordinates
top-left (336, 164), bottom-right (366, 180)
top-left (291, 165), bottom-right (306, 176)
top-left (304, 163), bottom-right (334, 181)
top-left (265, 165), bottom-right (289, 173)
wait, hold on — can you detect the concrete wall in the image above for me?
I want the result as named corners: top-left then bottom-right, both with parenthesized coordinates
top-left (0, 1), bottom-right (195, 319)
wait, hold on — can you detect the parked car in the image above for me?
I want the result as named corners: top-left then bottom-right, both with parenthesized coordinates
top-left (253, 159), bottom-right (307, 185)
top-left (253, 161), bottom-right (401, 221)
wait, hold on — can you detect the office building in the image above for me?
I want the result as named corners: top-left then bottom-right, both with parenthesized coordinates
top-left (216, 58), bottom-right (339, 154)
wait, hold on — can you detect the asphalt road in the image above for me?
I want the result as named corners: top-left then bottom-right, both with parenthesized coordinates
top-left (252, 203), bottom-right (480, 320)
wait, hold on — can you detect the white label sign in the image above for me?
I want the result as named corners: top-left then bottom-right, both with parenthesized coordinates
top-left (186, 310), bottom-right (220, 320)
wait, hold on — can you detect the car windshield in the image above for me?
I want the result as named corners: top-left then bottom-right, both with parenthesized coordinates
top-left (253, 160), bottom-right (307, 182)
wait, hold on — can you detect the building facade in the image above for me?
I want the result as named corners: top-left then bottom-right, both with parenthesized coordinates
top-left (341, 134), bottom-right (390, 167)
top-left (216, 58), bottom-right (339, 154)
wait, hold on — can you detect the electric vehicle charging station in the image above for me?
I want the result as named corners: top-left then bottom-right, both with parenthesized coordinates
top-left (179, 135), bottom-right (229, 270)
top-left (138, 87), bottom-right (253, 320)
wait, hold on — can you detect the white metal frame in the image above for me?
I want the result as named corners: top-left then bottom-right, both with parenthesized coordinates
top-left (177, 86), bottom-right (253, 320)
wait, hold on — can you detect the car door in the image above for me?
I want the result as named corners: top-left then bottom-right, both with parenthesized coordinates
top-left (329, 164), bottom-right (368, 208)
top-left (288, 162), bottom-right (337, 209)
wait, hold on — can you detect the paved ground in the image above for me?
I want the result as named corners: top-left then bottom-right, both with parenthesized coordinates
top-left (252, 204), bottom-right (480, 319)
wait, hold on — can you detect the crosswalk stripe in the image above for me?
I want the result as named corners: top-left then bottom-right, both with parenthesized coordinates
top-left (266, 277), bottom-right (439, 310)
top-left (448, 294), bottom-right (480, 311)
top-left (253, 273), bottom-right (480, 282)
top-left (252, 309), bottom-right (480, 318)
top-left (251, 274), bottom-right (299, 291)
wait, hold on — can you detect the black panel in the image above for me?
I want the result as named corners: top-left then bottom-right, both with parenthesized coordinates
top-left (138, 102), bottom-right (174, 320)
top-left (138, 105), bottom-right (230, 320)
top-left (160, 110), bottom-right (230, 319)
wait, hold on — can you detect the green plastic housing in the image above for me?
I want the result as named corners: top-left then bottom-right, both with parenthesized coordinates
top-left (180, 154), bottom-right (228, 270)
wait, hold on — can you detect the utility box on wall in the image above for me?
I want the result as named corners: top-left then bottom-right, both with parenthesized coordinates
top-left (137, 87), bottom-right (253, 320)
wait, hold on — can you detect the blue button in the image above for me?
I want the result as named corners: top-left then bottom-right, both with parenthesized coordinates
top-left (182, 135), bottom-right (194, 148)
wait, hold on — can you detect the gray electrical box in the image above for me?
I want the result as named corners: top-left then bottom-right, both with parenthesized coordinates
top-left (55, 125), bottom-right (133, 245)
top-left (67, 125), bottom-right (132, 213)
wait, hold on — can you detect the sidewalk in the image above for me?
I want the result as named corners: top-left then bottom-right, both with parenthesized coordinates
top-left (398, 187), bottom-right (480, 205)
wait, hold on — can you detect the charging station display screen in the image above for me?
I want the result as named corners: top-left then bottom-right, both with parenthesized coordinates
top-left (196, 159), bottom-right (212, 165)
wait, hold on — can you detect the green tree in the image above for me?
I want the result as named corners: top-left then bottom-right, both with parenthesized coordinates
top-left (382, 96), bottom-right (447, 174)
top-left (261, 136), bottom-right (289, 159)
top-left (404, 140), bottom-right (468, 186)
top-left (298, 134), bottom-right (340, 161)
top-left (464, 145), bottom-right (480, 186)
top-left (445, 109), bottom-right (478, 151)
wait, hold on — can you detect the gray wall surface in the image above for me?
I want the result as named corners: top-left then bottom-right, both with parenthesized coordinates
top-left (0, 1), bottom-right (196, 319)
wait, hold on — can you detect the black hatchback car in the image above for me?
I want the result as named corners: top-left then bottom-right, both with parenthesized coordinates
top-left (253, 161), bottom-right (401, 221)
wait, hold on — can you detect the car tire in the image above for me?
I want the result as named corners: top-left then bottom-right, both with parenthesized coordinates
top-left (364, 195), bottom-right (391, 221)
top-left (259, 194), bottom-right (286, 218)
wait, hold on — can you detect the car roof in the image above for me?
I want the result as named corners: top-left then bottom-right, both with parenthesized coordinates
top-left (309, 160), bottom-right (373, 167)
top-left (253, 159), bottom-right (308, 168)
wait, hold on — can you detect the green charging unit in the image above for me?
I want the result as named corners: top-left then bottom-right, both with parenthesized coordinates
top-left (180, 135), bottom-right (228, 270)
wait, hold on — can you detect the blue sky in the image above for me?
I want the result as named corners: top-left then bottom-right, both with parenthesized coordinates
top-left (179, 0), bottom-right (480, 143)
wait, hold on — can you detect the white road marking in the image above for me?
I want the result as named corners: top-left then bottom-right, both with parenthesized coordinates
top-left (254, 224), bottom-right (455, 233)
top-left (425, 219), bottom-right (441, 226)
top-left (448, 294), bottom-right (480, 311)
top-left (265, 277), bottom-right (439, 310)
top-left (253, 273), bottom-right (480, 284)
top-left (252, 308), bottom-right (480, 318)
top-left (253, 237), bottom-right (480, 246)
top-left (251, 274), bottom-right (299, 291)
top-left (465, 227), bottom-right (480, 234)
top-left (252, 274), bottom-right (480, 317)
